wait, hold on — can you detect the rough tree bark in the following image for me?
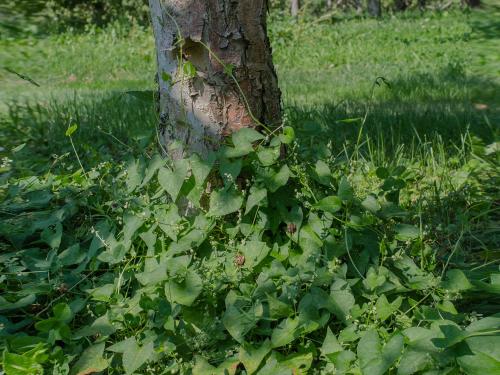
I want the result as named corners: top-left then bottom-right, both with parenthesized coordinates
top-left (149, 0), bottom-right (282, 159)
top-left (367, 0), bottom-right (381, 17)
top-left (464, 0), bottom-right (480, 7)
top-left (394, 0), bottom-right (408, 11)
top-left (291, 0), bottom-right (300, 17)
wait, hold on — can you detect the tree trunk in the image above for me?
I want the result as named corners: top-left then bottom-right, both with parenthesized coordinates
top-left (149, 0), bottom-right (282, 159)
top-left (326, 0), bottom-right (333, 9)
top-left (367, 0), bottom-right (381, 16)
top-left (394, 0), bottom-right (408, 11)
top-left (291, 0), bottom-right (300, 17)
top-left (464, 0), bottom-right (480, 7)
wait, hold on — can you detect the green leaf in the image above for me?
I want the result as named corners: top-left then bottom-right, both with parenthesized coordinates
top-left (393, 255), bottom-right (434, 290)
top-left (271, 316), bottom-right (301, 348)
top-left (59, 243), bottom-right (85, 266)
top-left (466, 335), bottom-right (500, 361)
top-left (339, 325), bottom-right (360, 343)
top-left (278, 350), bottom-right (314, 373)
top-left (376, 167), bottom-right (390, 179)
top-left (397, 349), bottom-right (434, 375)
top-left (337, 117), bottom-right (362, 124)
top-left (431, 324), bottom-right (470, 348)
top-left (262, 165), bottom-right (290, 193)
top-left (457, 336), bottom-right (500, 375)
top-left (437, 300), bottom-right (458, 315)
top-left (224, 63), bottom-right (235, 76)
top-left (315, 160), bottom-right (331, 186)
top-left (135, 256), bottom-right (168, 286)
top-left (240, 241), bottom-right (270, 269)
top-left (357, 330), bottom-right (404, 375)
top-left (266, 294), bottom-right (294, 319)
top-left (362, 195), bottom-right (381, 213)
top-left (187, 153), bottom-right (216, 204)
top-left (108, 338), bottom-right (154, 375)
top-left (165, 269), bottom-right (203, 306)
top-left (161, 71), bottom-right (172, 84)
top-left (41, 222), bottom-right (62, 249)
top-left (314, 196), bottom-right (342, 214)
top-left (239, 340), bottom-right (272, 374)
top-left (53, 303), bottom-right (72, 322)
top-left (125, 157), bottom-right (145, 193)
top-left (375, 295), bottom-right (402, 322)
top-left (279, 126), bottom-right (295, 145)
top-left (208, 188), bottom-right (243, 217)
top-left (193, 355), bottom-right (239, 375)
top-left (220, 158), bottom-right (242, 185)
top-left (192, 356), bottom-right (217, 375)
top-left (329, 287), bottom-right (355, 322)
top-left (190, 152), bottom-right (215, 184)
top-left (2, 352), bottom-right (43, 375)
top-left (233, 128), bottom-right (265, 147)
top-left (97, 241), bottom-right (129, 265)
top-left (122, 212), bottom-right (144, 242)
top-left (65, 124), bottom-right (78, 137)
top-left (166, 255), bottom-right (191, 276)
top-left (321, 327), bottom-right (343, 356)
top-left (442, 269), bottom-right (473, 292)
top-left (394, 224), bottom-right (420, 241)
top-left (70, 343), bottom-right (108, 375)
top-left (0, 294), bottom-right (36, 312)
top-left (324, 350), bottom-right (357, 373)
top-left (87, 283), bottom-right (115, 302)
top-left (466, 315), bottom-right (500, 333)
top-left (257, 147), bottom-right (281, 166)
top-left (183, 61), bottom-right (197, 78)
top-left (12, 143), bottom-right (26, 153)
top-left (222, 128), bottom-right (264, 158)
top-left (156, 205), bottom-right (181, 241)
top-left (245, 185), bottom-right (267, 215)
top-left (73, 313), bottom-right (117, 339)
top-left (223, 304), bottom-right (259, 343)
top-left (254, 353), bottom-right (292, 375)
top-left (458, 351), bottom-right (500, 375)
top-left (123, 341), bottom-right (154, 375)
top-left (158, 159), bottom-right (189, 202)
top-left (297, 289), bottom-right (331, 334)
top-left (168, 214), bottom-right (213, 255)
top-left (338, 177), bottom-right (354, 202)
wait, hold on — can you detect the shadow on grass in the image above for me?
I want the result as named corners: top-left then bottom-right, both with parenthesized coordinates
top-left (468, 2), bottom-right (500, 42)
top-left (0, 91), bottom-right (157, 173)
top-left (2, 65), bottom-right (498, 173)
top-left (287, 69), bottom-right (499, 155)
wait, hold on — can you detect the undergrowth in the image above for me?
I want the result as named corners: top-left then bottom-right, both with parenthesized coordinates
top-left (1, 4), bottom-right (499, 375)
top-left (0, 115), bottom-right (499, 374)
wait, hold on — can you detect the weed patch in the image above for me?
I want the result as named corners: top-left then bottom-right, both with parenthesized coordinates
top-left (0, 6), bottom-right (499, 375)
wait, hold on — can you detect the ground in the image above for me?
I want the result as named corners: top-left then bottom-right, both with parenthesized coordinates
top-left (0, 3), bottom-right (498, 374)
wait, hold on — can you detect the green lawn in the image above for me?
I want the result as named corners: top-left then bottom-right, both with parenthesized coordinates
top-left (1, 6), bottom-right (498, 148)
top-left (0, 4), bottom-right (499, 374)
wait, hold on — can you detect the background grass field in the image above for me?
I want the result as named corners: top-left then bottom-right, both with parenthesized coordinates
top-left (1, 5), bottom-right (498, 151)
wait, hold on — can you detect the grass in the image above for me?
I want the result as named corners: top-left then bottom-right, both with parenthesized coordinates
top-left (0, 3), bottom-right (499, 374)
top-left (1, 7), bottom-right (498, 149)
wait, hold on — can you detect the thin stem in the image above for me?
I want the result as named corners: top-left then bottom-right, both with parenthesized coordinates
top-left (345, 226), bottom-right (365, 280)
top-left (68, 135), bottom-right (87, 181)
